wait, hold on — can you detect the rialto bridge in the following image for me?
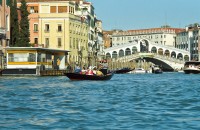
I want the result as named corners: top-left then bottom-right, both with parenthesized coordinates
top-left (103, 39), bottom-right (190, 71)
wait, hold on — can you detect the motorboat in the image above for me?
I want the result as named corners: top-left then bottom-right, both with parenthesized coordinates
top-left (114, 67), bottom-right (133, 74)
top-left (129, 68), bottom-right (148, 74)
top-left (152, 65), bottom-right (163, 74)
top-left (183, 61), bottom-right (200, 74)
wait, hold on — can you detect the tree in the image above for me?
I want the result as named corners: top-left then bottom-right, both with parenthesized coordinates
top-left (17, 0), bottom-right (30, 47)
top-left (10, 0), bottom-right (20, 46)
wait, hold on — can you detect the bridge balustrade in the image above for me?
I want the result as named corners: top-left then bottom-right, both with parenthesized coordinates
top-left (113, 53), bottom-right (185, 64)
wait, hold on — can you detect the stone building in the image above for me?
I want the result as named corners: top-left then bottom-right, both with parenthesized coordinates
top-left (176, 24), bottom-right (200, 61)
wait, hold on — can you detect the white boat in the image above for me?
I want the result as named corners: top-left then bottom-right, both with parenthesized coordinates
top-left (184, 61), bottom-right (200, 74)
top-left (129, 68), bottom-right (148, 74)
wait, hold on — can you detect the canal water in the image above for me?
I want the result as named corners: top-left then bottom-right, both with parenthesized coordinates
top-left (0, 72), bottom-right (200, 129)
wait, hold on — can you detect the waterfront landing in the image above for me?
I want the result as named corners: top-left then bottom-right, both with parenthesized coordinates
top-left (40, 70), bottom-right (68, 76)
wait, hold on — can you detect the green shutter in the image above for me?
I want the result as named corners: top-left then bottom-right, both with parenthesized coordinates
top-left (6, 0), bottom-right (10, 6)
top-left (0, 0), bottom-right (2, 5)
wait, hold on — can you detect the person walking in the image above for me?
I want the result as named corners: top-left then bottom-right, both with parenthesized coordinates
top-left (57, 58), bottom-right (61, 70)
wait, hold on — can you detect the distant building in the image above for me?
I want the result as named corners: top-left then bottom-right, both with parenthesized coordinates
top-left (94, 19), bottom-right (103, 58)
top-left (103, 30), bottom-right (122, 49)
top-left (176, 24), bottom-right (200, 61)
top-left (112, 28), bottom-right (184, 47)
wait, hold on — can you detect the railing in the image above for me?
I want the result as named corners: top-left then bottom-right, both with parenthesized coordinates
top-left (114, 53), bottom-right (185, 64)
top-left (153, 54), bottom-right (185, 64)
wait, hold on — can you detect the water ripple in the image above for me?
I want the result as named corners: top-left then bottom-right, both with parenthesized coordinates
top-left (0, 73), bottom-right (200, 129)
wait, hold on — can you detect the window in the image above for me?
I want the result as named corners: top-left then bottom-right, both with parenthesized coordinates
top-left (70, 37), bottom-right (72, 48)
top-left (8, 53), bottom-right (14, 62)
top-left (58, 24), bottom-right (62, 32)
top-left (45, 24), bottom-right (49, 32)
top-left (50, 6), bottom-right (56, 13)
top-left (58, 6), bottom-right (67, 13)
top-left (28, 6), bottom-right (38, 13)
top-left (45, 38), bottom-right (49, 48)
top-left (6, 15), bottom-right (9, 31)
top-left (76, 38), bottom-right (78, 49)
top-left (58, 38), bottom-right (62, 47)
top-left (34, 38), bottom-right (38, 44)
top-left (30, 7), bottom-right (34, 13)
top-left (73, 38), bottom-right (75, 49)
top-left (34, 24), bottom-right (38, 32)
top-left (29, 53), bottom-right (36, 62)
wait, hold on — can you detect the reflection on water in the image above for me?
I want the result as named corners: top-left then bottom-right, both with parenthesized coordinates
top-left (0, 73), bottom-right (200, 129)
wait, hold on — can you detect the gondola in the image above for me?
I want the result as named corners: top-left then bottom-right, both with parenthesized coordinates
top-left (64, 72), bottom-right (114, 81)
top-left (114, 68), bottom-right (133, 74)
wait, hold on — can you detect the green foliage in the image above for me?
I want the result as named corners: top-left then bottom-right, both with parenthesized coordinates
top-left (18, 0), bottom-right (30, 47)
top-left (10, 0), bottom-right (20, 47)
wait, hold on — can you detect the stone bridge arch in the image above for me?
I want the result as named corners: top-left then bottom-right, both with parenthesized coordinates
top-left (132, 46), bottom-right (137, 54)
top-left (151, 47), bottom-right (157, 53)
top-left (125, 48), bottom-right (131, 55)
top-left (140, 39), bottom-right (149, 52)
top-left (112, 51), bottom-right (118, 58)
top-left (104, 38), bottom-right (190, 61)
top-left (119, 49), bottom-right (124, 57)
top-left (171, 51), bottom-right (176, 58)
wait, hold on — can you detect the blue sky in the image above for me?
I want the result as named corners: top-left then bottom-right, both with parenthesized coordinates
top-left (89, 0), bottom-right (200, 30)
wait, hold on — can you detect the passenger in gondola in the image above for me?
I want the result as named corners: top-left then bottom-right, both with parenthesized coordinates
top-left (96, 70), bottom-right (104, 76)
top-left (93, 66), bottom-right (97, 75)
top-left (86, 66), bottom-right (94, 75)
top-left (74, 64), bottom-right (81, 73)
top-left (80, 66), bottom-right (87, 74)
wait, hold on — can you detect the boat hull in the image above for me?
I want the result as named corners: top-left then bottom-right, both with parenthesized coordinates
top-left (129, 68), bottom-right (148, 74)
top-left (183, 61), bottom-right (200, 74)
top-left (184, 69), bottom-right (200, 74)
top-left (64, 72), bottom-right (114, 80)
top-left (115, 68), bottom-right (133, 74)
top-left (153, 69), bottom-right (163, 74)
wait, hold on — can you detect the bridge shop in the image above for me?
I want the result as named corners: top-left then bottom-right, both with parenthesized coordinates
top-left (1, 47), bottom-right (70, 76)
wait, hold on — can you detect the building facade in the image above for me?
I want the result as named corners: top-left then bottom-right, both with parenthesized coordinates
top-left (17, 0), bottom-right (89, 66)
top-left (176, 25), bottom-right (200, 61)
top-left (15, 0), bottom-right (104, 67)
top-left (75, 0), bottom-right (96, 58)
top-left (112, 28), bottom-right (184, 48)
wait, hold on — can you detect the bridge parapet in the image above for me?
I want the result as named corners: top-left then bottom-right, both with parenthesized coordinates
top-left (154, 54), bottom-right (185, 64)
top-left (115, 53), bottom-right (185, 63)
